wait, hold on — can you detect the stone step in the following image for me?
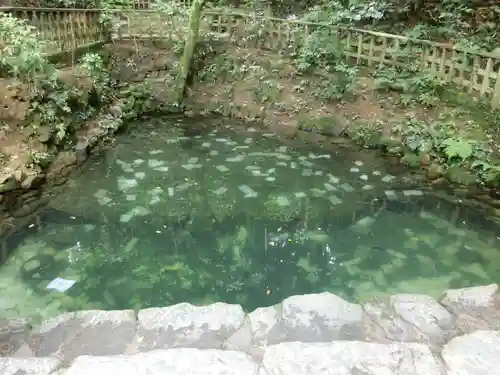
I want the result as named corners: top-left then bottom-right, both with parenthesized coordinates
top-left (2, 332), bottom-right (500, 375)
top-left (1, 285), bottom-right (500, 374)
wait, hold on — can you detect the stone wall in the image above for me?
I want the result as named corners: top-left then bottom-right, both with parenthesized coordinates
top-left (1, 284), bottom-right (500, 374)
top-left (0, 40), bottom-right (178, 246)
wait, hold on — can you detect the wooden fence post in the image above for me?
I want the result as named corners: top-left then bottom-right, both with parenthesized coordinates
top-left (174, 0), bottom-right (204, 105)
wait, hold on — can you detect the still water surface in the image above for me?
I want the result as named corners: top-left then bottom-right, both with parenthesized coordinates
top-left (2, 117), bottom-right (500, 322)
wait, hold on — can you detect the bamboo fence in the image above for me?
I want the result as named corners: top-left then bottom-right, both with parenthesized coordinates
top-left (0, 6), bottom-right (108, 55)
top-left (3, 5), bottom-right (500, 108)
top-left (200, 10), bottom-right (500, 108)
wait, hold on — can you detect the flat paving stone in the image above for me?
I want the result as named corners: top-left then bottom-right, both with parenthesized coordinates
top-left (27, 309), bottom-right (137, 363)
top-left (390, 294), bottom-right (458, 346)
top-left (0, 318), bottom-right (32, 355)
top-left (262, 341), bottom-right (444, 375)
top-left (248, 304), bottom-right (281, 346)
top-left (61, 348), bottom-right (260, 375)
top-left (441, 330), bottom-right (500, 375)
top-left (440, 284), bottom-right (500, 332)
top-left (265, 292), bottom-right (364, 344)
top-left (0, 357), bottom-right (61, 375)
top-left (137, 302), bottom-right (245, 351)
top-left (362, 298), bottom-right (423, 344)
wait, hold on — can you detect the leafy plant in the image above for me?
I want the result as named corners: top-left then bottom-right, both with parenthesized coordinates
top-left (294, 28), bottom-right (358, 100)
top-left (374, 67), bottom-right (447, 107)
top-left (390, 118), bottom-right (500, 186)
top-left (0, 14), bottom-right (55, 90)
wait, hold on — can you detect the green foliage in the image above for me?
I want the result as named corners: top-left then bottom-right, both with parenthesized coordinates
top-left (300, 0), bottom-right (500, 52)
top-left (0, 14), bottom-right (55, 87)
top-left (392, 118), bottom-right (500, 186)
top-left (294, 29), bottom-right (358, 101)
top-left (252, 79), bottom-right (282, 104)
top-left (373, 67), bottom-right (447, 107)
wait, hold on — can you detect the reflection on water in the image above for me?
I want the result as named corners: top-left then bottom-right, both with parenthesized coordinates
top-left (1, 117), bottom-right (500, 323)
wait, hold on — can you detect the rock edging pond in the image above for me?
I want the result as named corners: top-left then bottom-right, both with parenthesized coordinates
top-left (2, 284), bottom-right (500, 374)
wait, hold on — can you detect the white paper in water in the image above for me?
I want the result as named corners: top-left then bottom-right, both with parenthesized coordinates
top-left (47, 278), bottom-right (76, 292)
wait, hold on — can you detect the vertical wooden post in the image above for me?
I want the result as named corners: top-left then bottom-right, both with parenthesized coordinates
top-left (174, 0), bottom-right (204, 105)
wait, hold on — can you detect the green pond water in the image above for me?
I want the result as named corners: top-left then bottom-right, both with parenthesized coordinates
top-left (2, 117), bottom-right (500, 323)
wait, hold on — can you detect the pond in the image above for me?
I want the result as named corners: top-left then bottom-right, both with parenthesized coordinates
top-left (2, 117), bottom-right (500, 323)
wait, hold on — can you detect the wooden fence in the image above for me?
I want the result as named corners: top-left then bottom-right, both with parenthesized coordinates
top-left (199, 10), bottom-right (500, 108)
top-left (0, 6), bottom-right (108, 56)
top-left (3, 5), bottom-right (500, 108)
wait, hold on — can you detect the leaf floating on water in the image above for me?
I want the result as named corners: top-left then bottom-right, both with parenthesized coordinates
top-left (226, 155), bottom-right (246, 162)
top-left (354, 160), bottom-right (364, 166)
top-left (294, 192), bottom-right (307, 198)
top-left (309, 153), bottom-right (331, 160)
top-left (150, 187), bottom-right (163, 197)
top-left (351, 216), bottom-right (376, 233)
top-left (201, 142), bottom-right (211, 147)
top-left (299, 160), bottom-right (314, 167)
top-left (209, 150), bottom-right (219, 156)
top-left (327, 174), bottom-right (340, 184)
top-left (302, 169), bottom-right (313, 177)
top-left (265, 177), bottom-right (276, 182)
top-left (182, 164), bottom-right (202, 170)
top-left (117, 177), bottom-right (138, 191)
top-left (116, 160), bottom-right (134, 173)
top-left (244, 138), bottom-right (253, 144)
top-left (276, 196), bottom-right (290, 206)
top-left (311, 188), bottom-right (326, 196)
top-left (94, 189), bottom-right (108, 199)
top-left (214, 187), bottom-right (228, 196)
top-left (168, 187), bottom-right (175, 197)
top-left (176, 182), bottom-right (191, 190)
top-left (373, 170), bottom-right (382, 176)
top-left (149, 149), bottom-right (163, 155)
top-left (188, 157), bottom-right (199, 164)
top-left (340, 183), bottom-right (354, 192)
top-left (362, 185), bottom-right (374, 191)
top-left (381, 175), bottom-right (395, 183)
top-left (133, 159), bottom-right (144, 165)
top-left (154, 166), bottom-right (169, 172)
top-left (350, 167), bottom-right (360, 173)
top-left (360, 174), bottom-right (368, 181)
top-left (135, 172), bottom-right (146, 180)
top-left (324, 183), bottom-right (337, 191)
top-left (238, 185), bottom-right (258, 198)
top-left (314, 171), bottom-right (323, 176)
top-left (165, 262), bottom-right (186, 271)
top-left (384, 190), bottom-right (398, 200)
top-left (126, 194), bottom-right (136, 201)
top-left (148, 159), bottom-right (165, 168)
top-left (216, 165), bottom-right (230, 172)
top-left (403, 190), bottom-right (424, 197)
top-left (328, 195), bottom-right (342, 205)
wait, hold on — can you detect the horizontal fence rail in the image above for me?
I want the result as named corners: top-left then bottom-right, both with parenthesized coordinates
top-left (0, 7), bottom-right (108, 56)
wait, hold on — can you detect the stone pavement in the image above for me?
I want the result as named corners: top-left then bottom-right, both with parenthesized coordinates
top-left (1, 284), bottom-right (500, 374)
